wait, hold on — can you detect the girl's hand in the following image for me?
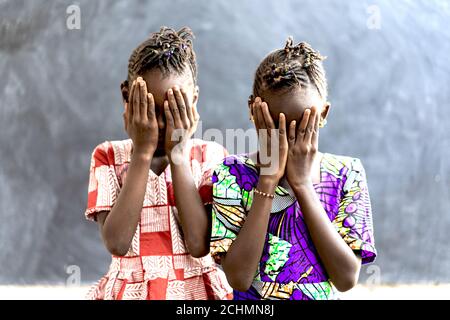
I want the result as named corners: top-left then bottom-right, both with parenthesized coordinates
top-left (124, 77), bottom-right (159, 156)
top-left (286, 106), bottom-right (320, 188)
top-left (164, 86), bottom-right (199, 162)
top-left (252, 97), bottom-right (291, 183)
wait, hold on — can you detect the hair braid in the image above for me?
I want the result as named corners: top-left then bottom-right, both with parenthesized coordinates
top-left (252, 37), bottom-right (328, 102)
top-left (123, 26), bottom-right (197, 102)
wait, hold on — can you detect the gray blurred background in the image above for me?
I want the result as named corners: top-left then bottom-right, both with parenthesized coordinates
top-left (1, 0), bottom-right (449, 285)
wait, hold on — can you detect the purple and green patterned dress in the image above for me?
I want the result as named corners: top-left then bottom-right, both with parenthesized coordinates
top-left (210, 152), bottom-right (376, 300)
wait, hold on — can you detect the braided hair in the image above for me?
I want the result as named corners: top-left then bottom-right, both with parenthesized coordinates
top-left (252, 37), bottom-right (327, 103)
top-left (122, 26), bottom-right (197, 102)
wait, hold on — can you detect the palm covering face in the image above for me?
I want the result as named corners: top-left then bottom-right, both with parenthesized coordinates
top-left (124, 77), bottom-right (159, 155)
top-left (124, 77), bottom-right (199, 158)
top-left (251, 96), bottom-right (320, 185)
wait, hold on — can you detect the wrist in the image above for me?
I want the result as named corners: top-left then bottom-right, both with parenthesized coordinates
top-left (168, 148), bottom-right (188, 166)
top-left (131, 148), bottom-right (154, 162)
top-left (291, 179), bottom-right (314, 193)
top-left (257, 177), bottom-right (278, 194)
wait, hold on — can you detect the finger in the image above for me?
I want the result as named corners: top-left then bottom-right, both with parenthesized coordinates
top-left (147, 93), bottom-right (155, 121)
top-left (252, 100), bottom-right (260, 131)
top-left (140, 79), bottom-right (148, 122)
top-left (304, 107), bottom-right (317, 143)
top-left (312, 110), bottom-right (320, 147)
top-left (288, 120), bottom-right (296, 149)
top-left (278, 113), bottom-right (287, 144)
top-left (133, 78), bottom-right (141, 121)
top-left (297, 108), bottom-right (311, 142)
top-left (123, 109), bottom-right (128, 132)
top-left (167, 88), bottom-right (182, 127)
top-left (254, 100), bottom-right (265, 134)
top-left (255, 102), bottom-right (266, 129)
top-left (123, 102), bottom-right (128, 125)
top-left (255, 98), bottom-right (268, 129)
top-left (173, 86), bottom-right (189, 128)
top-left (128, 80), bottom-right (136, 120)
top-left (193, 103), bottom-right (200, 121)
top-left (261, 102), bottom-right (275, 130)
top-left (190, 103), bottom-right (200, 124)
top-left (164, 100), bottom-right (174, 128)
top-left (181, 88), bottom-right (195, 126)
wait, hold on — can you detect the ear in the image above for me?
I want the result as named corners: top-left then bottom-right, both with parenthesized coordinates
top-left (120, 80), bottom-right (129, 106)
top-left (320, 101), bottom-right (331, 121)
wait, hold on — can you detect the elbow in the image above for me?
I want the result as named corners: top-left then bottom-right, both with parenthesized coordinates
top-left (106, 243), bottom-right (129, 257)
top-left (223, 268), bottom-right (253, 292)
top-left (331, 256), bottom-right (361, 292)
top-left (187, 242), bottom-right (210, 258)
top-left (103, 236), bottom-right (130, 257)
top-left (222, 256), bottom-right (255, 292)
top-left (189, 247), bottom-right (210, 258)
top-left (108, 246), bottom-right (129, 257)
top-left (185, 235), bottom-right (211, 258)
top-left (228, 276), bottom-right (253, 292)
top-left (332, 273), bottom-right (359, 292)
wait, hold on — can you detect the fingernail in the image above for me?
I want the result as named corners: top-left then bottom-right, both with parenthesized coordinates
top-left (168, 89), bottom-right (173, 94)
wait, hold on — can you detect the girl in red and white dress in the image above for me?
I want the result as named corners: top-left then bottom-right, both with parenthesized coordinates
top-left (84, 27), bottom-right (232, 300)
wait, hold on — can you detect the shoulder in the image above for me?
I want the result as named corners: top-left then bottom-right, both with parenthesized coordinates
top-left (324, 153), bottom-right (368, 192)
top-left (212, 154), bottom-right (253, 199)
top-left (213, 153), bottom-right (258, 192)
top-left (90, 139), bottom-right (132, 167)
top-left (323, 152), bottom-right (365, 174)
top-left (214, 153), bottom-right (254, 174)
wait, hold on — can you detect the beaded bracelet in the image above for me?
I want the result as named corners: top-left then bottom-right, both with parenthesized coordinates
top-left (253, 188), bottom-right (275, 199)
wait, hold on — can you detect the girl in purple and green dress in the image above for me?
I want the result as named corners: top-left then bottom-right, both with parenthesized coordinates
top-left (210, 37), bottom-right (377, 300)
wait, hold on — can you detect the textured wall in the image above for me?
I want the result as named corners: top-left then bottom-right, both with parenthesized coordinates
top-left (1, 0), bottom-right (449, 284)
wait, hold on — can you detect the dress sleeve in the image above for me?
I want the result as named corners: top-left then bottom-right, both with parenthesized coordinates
top-left (210, 161), bottom-right (246, 264)
top-left (196, 142), bottom-right (229, 205)
top-left (84, 142), bottom-right (120, 222)
top-left (332, 158), bottom-right (377, 264)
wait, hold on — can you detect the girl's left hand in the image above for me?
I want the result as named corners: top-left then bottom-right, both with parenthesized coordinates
top-left (286, 106), bottom-right (320, 188)
top-left (164, 85), bottom-right (199, 161)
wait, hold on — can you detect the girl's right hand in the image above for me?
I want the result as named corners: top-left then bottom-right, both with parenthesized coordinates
top-left (251, 97), bottom-right (291, 183)
top-left (124, 77), bottom-right (159, 156)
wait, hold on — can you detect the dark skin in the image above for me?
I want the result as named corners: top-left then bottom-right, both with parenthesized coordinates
top-left (95, 68), bottom-right (211, 258)
top-left (221, 86), bottom-right (362, 292)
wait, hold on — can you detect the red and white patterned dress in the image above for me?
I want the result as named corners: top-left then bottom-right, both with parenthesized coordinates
top-left (84, 138), bottom-right (233, 300)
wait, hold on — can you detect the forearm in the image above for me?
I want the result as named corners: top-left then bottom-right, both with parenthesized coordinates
top-left (293, 183), bottom-right (361, 291)
top-left (170, 159), bottom-right (210, 257)
top-left (222, 178), bottom-right (277, 291)
top-left (102, 151), bottom-right (152, 256)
